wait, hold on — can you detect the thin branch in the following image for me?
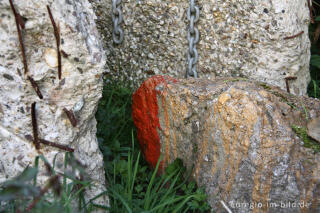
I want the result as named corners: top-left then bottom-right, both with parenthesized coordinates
top-left (313, 0), bottom-right (320, 7)
top-left (63, 108), bottom-right (77, 127)
top-left (284, 76), bottom-right (297, 94)
top-left (27, 76), bottom-right (43, 99)
top-left (9, 0), bottom-right (28, 74)
top-left (25, 135), bottom-right (74, 152)
top-left (25, 175), bottom-right (60, 212)
top-left (284, 31), bottom-right (304, 40)
top-left (284, 76), bottom-right (298, 81)
top-left (47, 5), bottom-right (62, 80)
top-left (40, 139), bottom-right (74, 152)
top-left (61, 50), bottom-right (69, 58)
top-left (307, 0), bottom-right (314, 24)
top-left (31, 102), bottom-right (40, 149)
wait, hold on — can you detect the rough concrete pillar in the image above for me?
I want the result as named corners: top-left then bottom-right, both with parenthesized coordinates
top-left (0, 0), bottom-right (108, 207)
top-left (92, 0), bottom-right (310, 95)
top-left (132, 76), bottom-right (320, 213)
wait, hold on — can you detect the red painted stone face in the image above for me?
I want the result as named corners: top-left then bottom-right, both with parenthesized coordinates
top-left (132, 75), bottom-right (177, 170)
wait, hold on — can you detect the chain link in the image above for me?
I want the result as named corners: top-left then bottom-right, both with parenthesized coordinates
top-left (186, 0), bottom-right (200, 78)
top-left (112, 0), bottom-right (123, 44)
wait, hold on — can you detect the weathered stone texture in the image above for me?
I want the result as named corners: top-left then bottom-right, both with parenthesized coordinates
top-left (307, 117), bottom-right (320, 143)
top-left (92, 0), bottom-right (310, 95)
top-left (132, 76), bottom-right (320, 213)
top-left (0, 0), bottom-right (108, 207)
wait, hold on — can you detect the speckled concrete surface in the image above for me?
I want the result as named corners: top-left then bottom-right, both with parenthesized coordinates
top-left (91, 0), bottom-right (311, 95)
top-left (0, 0), bottom-right (108, 208)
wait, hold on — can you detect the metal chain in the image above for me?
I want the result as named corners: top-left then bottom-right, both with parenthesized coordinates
top-left (112, 0), bottom-right (123, 44)
top-left (186, 0), bottom-right (200, 78)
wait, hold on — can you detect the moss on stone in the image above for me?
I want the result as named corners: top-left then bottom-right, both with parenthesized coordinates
top-left (258, 82), bottom-right (272, 90)
top-left (271, 91), bottom-right (298, 108)
top-left (292, 125), bottom-right (320, 153)
top-left (193, 142), bottom-right (198, 153)
top-left (223, 78), bottom-right (248, 83)
top-left (271, 91), bottom-right (288, 102)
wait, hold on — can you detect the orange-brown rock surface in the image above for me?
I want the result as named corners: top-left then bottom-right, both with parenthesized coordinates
top-left (132, 76), bottom-right (320, 213)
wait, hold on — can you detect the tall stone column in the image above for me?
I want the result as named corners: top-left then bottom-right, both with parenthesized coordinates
top-left (0, 0), bottom-right (108, 208)
top-left (92, 0), bottom-right (311, 95)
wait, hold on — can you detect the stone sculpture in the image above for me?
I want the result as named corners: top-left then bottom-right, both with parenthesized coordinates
top-left (92, 0), bottom-right (311, 95)
top-left (132, 76), bottom-right (320, 213)
top-left (0, 0), bottom-right (108, 208)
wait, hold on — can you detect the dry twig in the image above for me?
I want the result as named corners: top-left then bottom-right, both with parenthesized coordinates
top-left (63, 108), bottom-right (77, 127)
top-left (284, 76), bottom-right (297, 93)
top-left (47, 5), bottom-right (62, 80)
top-left (284, 31), bottom-right (304, 40)
top-left (9, 0), bottom-right (28, 74)
top-left (27, 76), bottom-right (43, 99)
top-left (31, 102), bottom-right (40, 149)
